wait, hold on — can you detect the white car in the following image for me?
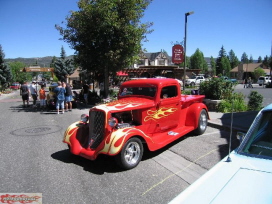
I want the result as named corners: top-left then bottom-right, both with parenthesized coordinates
top-left (257, 76), bottom-right (271, 86)
top-left (185, 75), bottom-right (206, 86)
top-left (170, 103), bottom-right (272, 204)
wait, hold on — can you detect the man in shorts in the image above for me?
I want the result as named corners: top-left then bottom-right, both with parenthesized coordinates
top-left (63, 82), bottom-right (73, 111)
top-left (20, 81), bottom-right (30, 107)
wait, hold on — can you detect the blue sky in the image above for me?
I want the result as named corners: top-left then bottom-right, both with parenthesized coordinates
top-left (1, 0), bottom-right (271, 60)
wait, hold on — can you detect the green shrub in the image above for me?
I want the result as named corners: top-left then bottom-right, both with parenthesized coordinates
top-left (182, 89), bottom-right (191, 95)
top-left (217, 92), bottom-right (247, 113)
top-left (199, 78), bottom-right (235, 100)
top-left (247, 91), bottom-right (263, 111)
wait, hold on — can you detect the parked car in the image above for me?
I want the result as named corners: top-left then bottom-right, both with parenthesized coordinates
top-left (221, 76), bottom-right (237, 83)
top-left (63, 78), bottom-right (208, 169)
top-left (257, 76), bottom-right (271, 86)
top-left (185, 75), bottom-right (206, 86)
top-left (170, 103), bottom-right (272, 204)
top-left (10, 82), bottom-right (20, 89)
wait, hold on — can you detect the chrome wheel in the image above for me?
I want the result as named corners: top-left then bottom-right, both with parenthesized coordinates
top-left (124, 141), bottom-right (141, 165)
top-left (194, 109), bottom-right (208, 135)
top-left (199, 110), bottom-right (208, 131)
top-left (115, 137), bottom-right (143, 170)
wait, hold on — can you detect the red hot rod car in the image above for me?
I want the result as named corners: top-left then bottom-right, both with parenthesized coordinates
top-left (63, 78), bottom-right (209, 169)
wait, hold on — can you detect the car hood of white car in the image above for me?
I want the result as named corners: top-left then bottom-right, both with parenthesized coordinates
top-left (169, 151), bottom-right (272, 204)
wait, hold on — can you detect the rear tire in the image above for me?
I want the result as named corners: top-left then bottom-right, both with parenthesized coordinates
top-left (194, 109), bottom-right (208, 135)
top-left (115, 137), bottom-right (143, 170)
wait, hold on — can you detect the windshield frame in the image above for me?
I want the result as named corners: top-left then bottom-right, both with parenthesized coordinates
top-left (119, 85), bottom-right (157, 99)
top-left (237, 110), bottom-right (272, 160)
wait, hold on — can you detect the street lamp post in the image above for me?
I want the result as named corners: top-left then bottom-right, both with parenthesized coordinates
top-left (183, 11), bottom-right (194, 91)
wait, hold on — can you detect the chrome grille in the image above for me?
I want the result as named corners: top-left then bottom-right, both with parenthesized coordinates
top-left (89, 110), bottom-right (105, 149)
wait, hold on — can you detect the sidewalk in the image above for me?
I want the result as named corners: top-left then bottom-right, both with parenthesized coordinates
top-left (208, 110), bottom-right (258, 132)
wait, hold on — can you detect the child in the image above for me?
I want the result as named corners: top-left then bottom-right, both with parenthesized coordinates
top-left (39, 85), bottom-right (46, 110)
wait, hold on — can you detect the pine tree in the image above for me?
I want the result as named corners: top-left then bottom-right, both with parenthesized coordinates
top-left (210, 56), bottom-right (216, 76)
top-left (53, 46), bottom-right (75, 82)
top-left (228, 49), bottom-right (239, 68)
top-left (249, 55), bottom-right (254, 63)
top-left (216, 45), bottom-right (227, 75)
top-left (0, 45), bottom-right (12, 90)
top-left (241, 52), bottom-right (249, 63)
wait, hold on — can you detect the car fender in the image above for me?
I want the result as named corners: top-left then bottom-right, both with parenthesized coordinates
top-left (185, 103), bottom-right (209, 128)
top-left (98, 127), bottom-right (151, 156)
top-left (63, 121), bottom-right (87, 155)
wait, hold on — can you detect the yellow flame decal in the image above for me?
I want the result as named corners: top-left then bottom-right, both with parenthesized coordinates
top-left (144, 107), bottom-right (178, 122)
top-left (99, 128), bottom-right (153, 155)
top-left (63, 122), bottom-right (81, 144)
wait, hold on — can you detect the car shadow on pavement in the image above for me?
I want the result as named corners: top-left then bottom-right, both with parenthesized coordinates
top-left (51, 149), bottom-right (126, 174)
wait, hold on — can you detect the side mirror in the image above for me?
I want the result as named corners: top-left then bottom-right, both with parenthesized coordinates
top-left (236, 132), bottom-right (246, 143)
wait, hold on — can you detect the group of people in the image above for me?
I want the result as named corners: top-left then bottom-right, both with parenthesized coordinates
top-left (20, 81), bottom-right (73, 114)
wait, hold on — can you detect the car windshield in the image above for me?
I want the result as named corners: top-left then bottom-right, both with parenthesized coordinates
top-left (240, 111), bottom-right (272, 159)
top-left (119, 86), bottom-right (157, 98)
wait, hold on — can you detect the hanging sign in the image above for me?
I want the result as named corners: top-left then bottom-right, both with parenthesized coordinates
top-left (172, 44), bottom-right (184, 64)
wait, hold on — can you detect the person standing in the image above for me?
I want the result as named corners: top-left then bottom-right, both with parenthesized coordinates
top-left (244, 78), bottom-right (248, 88)
top-left (20, 81), bottom-right (30, 108)
top-left (82, 83), bottom-right (89, 104)
top-left (63, 82), bottom-right (73, 111)
top-left (29, 81), bottom-right (38, 107)
top-left (54, 81), bottom-right (66, 114)
top-left (39, 85), bottom-right (46, 111)
top-left (248, 77), bottom-right (253, 88)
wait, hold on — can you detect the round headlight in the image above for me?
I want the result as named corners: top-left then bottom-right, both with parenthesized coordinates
top-left (108, 117), bottom-right (118, 128)
top-left (80, 114), bottom-right (89, 123)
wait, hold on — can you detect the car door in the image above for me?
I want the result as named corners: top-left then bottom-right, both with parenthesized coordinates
top-left (154, 85), bottom-right (180, 132)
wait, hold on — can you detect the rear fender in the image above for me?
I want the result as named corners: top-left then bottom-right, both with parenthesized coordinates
top-left (185, 103), bottom-right (209, 128)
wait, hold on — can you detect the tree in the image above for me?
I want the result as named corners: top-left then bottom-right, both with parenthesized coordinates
top-left (249, 55), bottom-right (254, 63)
top-left (55, 0), bottom-right (153, 97)
top-left (190, 48), bottom-right (206, 72)
top-left (216, 45), bottom-right (227, 75)
top-left (221, 56), bottom-right (231, 76)
top-left (228, 49), bottom-right (239, 68)
top-left (263, 55), bottom-right (269, 69)
top-left (257, 56), bottom-right (262, 63)
top-left (53, 47), bottom-right (75, 82)
top-left (0, 45), bottom-right (12, 90)
top-left (241, 52), bottom-right (249, 63)
top-left (210, 56), bottom-right (216, 76)
top-left (269, 56), bottom-right (272, 76)
top-left (8, 61), bottom-right (32, 83)
top-left (254, 67), bottom-right (265, 80)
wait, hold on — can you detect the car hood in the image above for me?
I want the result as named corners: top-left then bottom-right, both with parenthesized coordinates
top-left (170, 152), bottom-right (272, 204)
top-left (95, 97), bottom-right (155, 112)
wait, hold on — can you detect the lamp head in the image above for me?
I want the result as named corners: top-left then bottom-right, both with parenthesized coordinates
top-left (186, 11), bottom-right (194, 16)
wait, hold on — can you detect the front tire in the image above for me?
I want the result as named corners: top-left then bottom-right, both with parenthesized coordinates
top-left (194, 109), bottom-right (208, 135)
top-left (115, 137), bottom-right (143, 170)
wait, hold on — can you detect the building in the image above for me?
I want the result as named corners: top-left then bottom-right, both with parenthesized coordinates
top-left (230, 63), bottom-right (270, 81)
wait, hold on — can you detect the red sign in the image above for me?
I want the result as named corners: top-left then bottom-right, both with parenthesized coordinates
top-left (172, 44), bottom-right (184, 64)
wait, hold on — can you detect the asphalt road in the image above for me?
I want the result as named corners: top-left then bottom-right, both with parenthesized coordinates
top-left (234, 83), bottom-right (272, 107)
top-left (0, 88), bottom-right (261, 203)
